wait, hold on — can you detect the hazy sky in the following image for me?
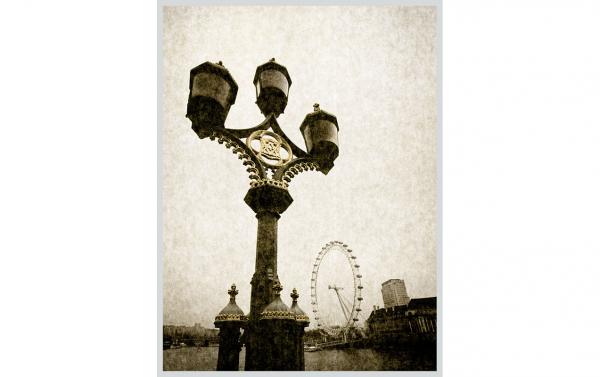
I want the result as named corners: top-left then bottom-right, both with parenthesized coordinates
top-left (162, 6), bottom-right (437, 328)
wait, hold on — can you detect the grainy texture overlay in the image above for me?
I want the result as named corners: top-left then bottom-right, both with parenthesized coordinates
top-left (162, 5), bottom-right (437, 331)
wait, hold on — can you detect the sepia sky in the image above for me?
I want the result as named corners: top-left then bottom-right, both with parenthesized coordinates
top-left (162, 6), bottom-right (437, 328)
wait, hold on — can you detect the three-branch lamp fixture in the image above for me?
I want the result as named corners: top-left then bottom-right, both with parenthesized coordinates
top-left (186, 58), bottom-right (339, 178)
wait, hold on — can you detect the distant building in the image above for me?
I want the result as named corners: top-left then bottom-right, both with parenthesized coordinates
top-left (381, 279), bottom-right (410, 308)
top-left (163, 323), bottom-right (219, 348)
top-left (366, 296), bottom-right (436, 347)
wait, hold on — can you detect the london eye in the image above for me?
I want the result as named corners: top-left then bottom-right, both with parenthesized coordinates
top-left (310, 241), bottom-right (364, 336)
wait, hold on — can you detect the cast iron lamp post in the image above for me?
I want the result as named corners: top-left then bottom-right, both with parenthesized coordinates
top-left (186, 58), bottom-right (339, 371)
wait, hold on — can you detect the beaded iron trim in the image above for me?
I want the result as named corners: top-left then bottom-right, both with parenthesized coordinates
top-left (214, 313), bottom-right (247, 322)
top-left (259, 310), bottom-right (296, 320)
top-left (295, 314), bottom-right (310, 322)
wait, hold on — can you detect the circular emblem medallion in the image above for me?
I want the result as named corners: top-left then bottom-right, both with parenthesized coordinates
top-left (246, 130), bottom-right (293, 168)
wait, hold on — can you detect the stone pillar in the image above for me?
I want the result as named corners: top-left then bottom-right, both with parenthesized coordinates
top-left (260, 315), bottom-right (296, 370)
top-left (289, 288), bottom-right (310, 370)
top-left (254, 281), bottom-right (297, 370)
top-left (216, 324), bottom-right (242, 371)
top-left (214, 284), bottom-right (247, 371)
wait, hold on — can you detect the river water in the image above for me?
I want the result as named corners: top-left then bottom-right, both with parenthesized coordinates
top-left (163, 346), bottom-right (436, 371)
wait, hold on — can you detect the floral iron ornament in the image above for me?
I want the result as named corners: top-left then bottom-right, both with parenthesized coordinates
top-left (186, 59), bottom-right (340, 190)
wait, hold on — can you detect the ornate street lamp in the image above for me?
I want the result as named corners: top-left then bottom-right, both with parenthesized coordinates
top-left (186, 58), bottom-right (340, 371)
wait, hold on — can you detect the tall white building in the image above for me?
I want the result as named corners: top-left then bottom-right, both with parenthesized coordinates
top-left (381, 279), bottom-right (410, 308)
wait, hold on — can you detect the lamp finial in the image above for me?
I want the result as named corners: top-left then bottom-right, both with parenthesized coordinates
top-left (272, 281), bottom-right (283, 296)
top-left (227, 284), bottom-right (238, 302)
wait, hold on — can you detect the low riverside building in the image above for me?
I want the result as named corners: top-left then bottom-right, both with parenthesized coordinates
top-left (366, 297), bottom-right (436, 347)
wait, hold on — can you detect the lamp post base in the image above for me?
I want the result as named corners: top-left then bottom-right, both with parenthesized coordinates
top-left (244, 318), bottom-right (298, 371)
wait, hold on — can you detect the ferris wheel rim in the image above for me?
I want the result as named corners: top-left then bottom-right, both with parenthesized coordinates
top-left (310, 240), bottom-right (363, 334)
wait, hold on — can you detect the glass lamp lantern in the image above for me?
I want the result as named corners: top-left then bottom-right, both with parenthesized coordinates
top-left (186, 61), bottom-right (238, 130)
top-left (253, 58), bottom-right (292, 118)
top-left (299, 104), bottom-right (339, 174)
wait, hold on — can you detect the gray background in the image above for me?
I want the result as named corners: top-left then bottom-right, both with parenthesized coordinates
top-left (162, 5), bottom-right (437, 334)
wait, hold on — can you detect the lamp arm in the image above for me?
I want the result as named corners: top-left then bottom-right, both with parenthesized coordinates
top-left (193, 113), bottom-right (320, 188)
top-left (273, 157), bottom-right (321, 186)
top-left (197, 127), bottom-right (268, 183)
top-left (269, 116), bottom-right (311, 159)
top-left (225, 114), bottom-right (273, 139)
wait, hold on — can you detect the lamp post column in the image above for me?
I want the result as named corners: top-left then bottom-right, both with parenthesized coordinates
top-left (250, 210), bottom-right (280, 316)
top-left (243, 184), bottom-right (293, 370)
